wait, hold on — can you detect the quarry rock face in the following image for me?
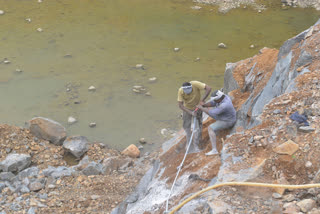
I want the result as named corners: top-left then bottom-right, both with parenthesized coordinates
top-left (112, 18), bottom-right (320, 214)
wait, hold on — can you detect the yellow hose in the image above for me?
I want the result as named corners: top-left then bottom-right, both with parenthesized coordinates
top-left (169, 182), bottom-right (320, 214)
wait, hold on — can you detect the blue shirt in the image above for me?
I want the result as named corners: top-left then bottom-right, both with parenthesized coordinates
top-left (208, 95), bottom-right (236, 123)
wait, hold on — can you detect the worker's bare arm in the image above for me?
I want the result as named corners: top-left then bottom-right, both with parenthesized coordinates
top-left (178, 101), bottom-right (195, 116)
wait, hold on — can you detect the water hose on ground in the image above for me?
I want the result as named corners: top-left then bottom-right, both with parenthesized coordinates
top-left (165, 113), bottom-right (199, 212)
top-left (168, 182), bottom-right (320, 214)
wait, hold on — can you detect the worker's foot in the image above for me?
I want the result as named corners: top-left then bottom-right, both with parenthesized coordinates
top-left (205, 150), bottom-right (219, 156)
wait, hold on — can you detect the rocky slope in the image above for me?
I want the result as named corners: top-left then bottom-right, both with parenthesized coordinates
top-left (111, 18), bottom-right (320, 214)
top-left (0, 121), bottom-right (157, 214)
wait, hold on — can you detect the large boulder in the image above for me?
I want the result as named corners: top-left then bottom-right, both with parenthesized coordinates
top-left (0, 154), bottom-right (31, 173)
top-left (63, 136), bottom-right (89, 158)
top-left (28, 117), bottom-right (67, 145)
top-left (121, 144), bottom-right (140, 158)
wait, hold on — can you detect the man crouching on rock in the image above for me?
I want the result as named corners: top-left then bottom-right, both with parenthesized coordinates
top-left (178, 81), bottom-right (211, 153)
top-left (197, 90), bottom-right (236, 156)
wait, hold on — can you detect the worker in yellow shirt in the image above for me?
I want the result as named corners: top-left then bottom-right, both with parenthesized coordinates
top-left (177, 81), bottom-right (211, 153)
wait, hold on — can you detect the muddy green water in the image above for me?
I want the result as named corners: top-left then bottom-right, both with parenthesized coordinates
top-left (0, 0), bottom-right (319, 151)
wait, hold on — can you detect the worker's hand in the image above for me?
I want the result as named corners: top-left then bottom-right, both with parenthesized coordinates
top-left (196, 105), bottom-right (203, 110)
top-left (198, 101), bottom-right (205, 106)
top-left (191, 111), bottom-right (197, 117)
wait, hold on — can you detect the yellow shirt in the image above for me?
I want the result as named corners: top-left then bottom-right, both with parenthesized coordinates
top-left (177, 81), bottom-right (206, 110)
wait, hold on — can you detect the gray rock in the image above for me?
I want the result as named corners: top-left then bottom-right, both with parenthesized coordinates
top-left (90, 195), bottom-right (100, 200)
top-left (28, 117), bottom-right (67, 145)
top-left (0, 182), bottom-right (5, 192)
top-left (43, 166), bottom-right (73, 179)
top-left (48, 184), bottom-right (56, 189)
top-left (278, 28), bottom-right (307, 60)
top-left (37, 193), bottom-right (48, 199)
top-left (273, 109), bottom-right (281, 114)
top-left (223, 63), bottom-right (239, 94)
top-left (102, 157), bottom-right (132, 175)
top-left (20, 186), bottom-right (30, 193)
top-left (63, 136), bottom-right (89, 158)
top-left (299, 126), bottom-right (315, 133)
top-left (296, 50), bottom-right (312, 68)
top-left (27, 207), bottom-right (37, 214)
top-left (0, 154), bottom-right (31, 173)
top-left (0, 172), bottom-right (15, 181)
top-left (297, 198), bottom-right (316, 212)
top-left (81, 162), bottom-right (103, 176)
top-left (29, 181), bottom-right (44, 192)
top-left (17, 167), bottom-right (39, 180)
top-left (10, 203), bottom-right (22, 211)
top-left (218, 43), bottom-right (227, 48)
top-left (111, 160), bottom-right (160, 214)
top-left (272, 193), bottom-right (282, 199)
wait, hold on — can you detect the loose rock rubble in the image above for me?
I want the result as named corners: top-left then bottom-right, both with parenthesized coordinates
top-left (0, 122), bottom-right (156, 213)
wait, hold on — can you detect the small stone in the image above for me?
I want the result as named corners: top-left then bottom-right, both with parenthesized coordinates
top-left (148, 77), bottom-right (157, 83)
top-left (38, 0), bottom-right (42, 2)
top-left (88, 86), bottom-right (96, 91)
top-left (133, 89), bottom-right (141, 93)
top-left (66, 88), bottom-right (71, 92)
top-left (64, 54), bottom-right (72, 58)
top-left (299, 126), bottom-right (315, 133)
top-left (272, 193), bottom-right (282, 199)
top-left (253, 136), bottom-right (264, 141)
top-left (135, 64), bottom-right (144, 69)
top-left (121, 144), bottom-right (140, 158)
top-left (284, 194), bottom-right (295, 202)
top-left (0, 10), bottom-right (4, 15)
top-left (29, 182), bottom-right (44, 192)
top-left (191, 6), bottom-right (202, 10)
top-left (161, 128), bottom-right (168, 136)
top-left (297, 199), bottom-right (316, 212)
top-left (258, 10), bottom-right (262, 13)
top-left (68, 117), bottom-right (77, 124)
top-left (218, 43), bottom-right (227, 48)
top-left (89, 123), bottom-right (96, 128)
top-left (273, 109), bottom-right (281, 114)
top-left (273, 140), bottom-right (299, 155)
top-left (37, 28), bottom-right (43, 32)
top-left (90, 195), bottom-right (100, 200)
top-left (138, 145), bottom-right (143, 150)
top-left (74, 99), bottom-right (81, 104)
top-left (26, 18), bottom-right (32, 22)
top-left (15, 68), bottom-right (23, 73)
top-left (305, 161), bottom-right (312, 168)
top-left (250, 45), bottom-right (255, 49)
top-left (145, 92), bottom-right (151, 96)
top-left (48, 184), bottom-right (56, 189)
top-left (174, 47), bottom-right (180, 52)
top-left (3, 59), bottom-right (10, 64)
top-left (195, 57), bottom-right (200, 61)
top-left (139, 138), bottom-right (147, 144)
top-left (133, 85), bottom-right (143, 90)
